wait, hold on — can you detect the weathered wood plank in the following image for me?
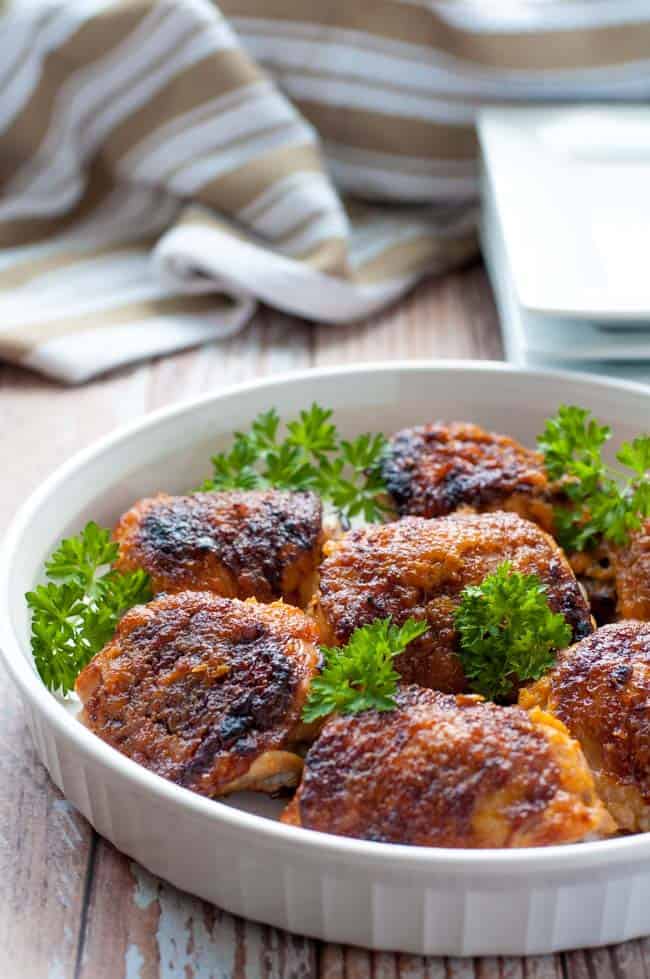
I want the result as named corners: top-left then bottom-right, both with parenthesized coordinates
top-left (445, 959), bottom-right (476, 979)
top-left (0, 361), bottom-right (148, 531)
top-left (423, 957), bottom-right (446, 979)
top-left (522, 956), bottom-right (562, 979)
top-left (609, 940), bottom-right (649, 979)
top-left (639, 939), bottom-right (650, 977)
top-left (499, 959), bottom-right (524, 979)
top-left (312, 266), bottom-right (500, 367)
top-left (262, 926), bottom-right (318, 979)
top-left (342, 946), bottom-right (372, 979)
top-left (396, 954), bottom-right (427, 979)
top-left (474, 957), bottom-right (502, 979)
top-left (373, 951), bottom-right (399, 979)
top-left (319, 944), bottom-right (344, 979)
top-left (78, 842), bottom-right (271, 979)
top-left (563, 948), bottom-right (595, 979)
top-left (76, 841), bottom-right (159, 979)
top-left (0, 670), bottom-right (93, 979)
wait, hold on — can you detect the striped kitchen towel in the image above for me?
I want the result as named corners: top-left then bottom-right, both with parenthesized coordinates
top-left (1, 1), bottom-right (649, 382)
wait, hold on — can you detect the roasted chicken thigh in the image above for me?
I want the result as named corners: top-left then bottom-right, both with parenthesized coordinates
top-left (312, 511), bottom-right (593, 693)
top-left (75, 593), bottom-right (319, 797)
top-left (113, 489), bottom-right (324, 607)
top-left (381, 421), bottom-right (554, 530)
top-left (521, 620), bottom-right (650, 831)
top-left (282, 686), bottom-right (615, 846)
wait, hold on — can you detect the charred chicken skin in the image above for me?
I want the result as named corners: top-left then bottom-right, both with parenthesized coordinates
top-left (521, 620), bottom-right (650, 832)
top-left (312, 511), bottom-right (593, 693)
top-left (282, 686), bottom-right (615, 846)
top-left (75, 592), bottom-right (319, 797)
top-left (381, 421), bottom-right (554, 530)
top-left (113, 489), bottom-right (324, 607)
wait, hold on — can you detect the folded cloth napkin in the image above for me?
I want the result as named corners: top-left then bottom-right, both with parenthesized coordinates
top-left (1, 1), bottom-right (649, 382)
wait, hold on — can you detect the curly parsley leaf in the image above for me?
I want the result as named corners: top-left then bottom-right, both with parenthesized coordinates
top-left (45, 520), bottom-right (119, 592)
top-left (248, 408), bottom-right (281, 452)
top-left (199, 436), bottom-right (260, 492)
top-left (454, 561), bottom-right (572, 702)
top-left (302, 617), bottom-right (428, 723)
top-left (286, 404), bottom-right (338, 458)
top-left (201, 403), bottom-right (389, 522)
top-left (262, 443), bottom-right (318, 492)
top-left (537, 405), bottom-right (650, 550)
top-left (538, 405), bottom-right (610, 487)
top-left (26, 523), bottom-right (152, 695)
top-left (616, 435), bottom-right (650, 476)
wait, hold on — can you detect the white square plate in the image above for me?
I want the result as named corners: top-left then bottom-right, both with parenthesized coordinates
top-left (478, 106), bottom-right (650, 323)
top-left (480, 175), bottom-right (650, 382)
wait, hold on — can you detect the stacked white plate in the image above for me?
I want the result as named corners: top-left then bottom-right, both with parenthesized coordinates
top-left (478, 106), bottom-right (650, 383)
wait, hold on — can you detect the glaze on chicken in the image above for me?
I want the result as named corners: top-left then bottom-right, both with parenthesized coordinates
top-left (113, 489), bottom-right (324, 607)
top-left (75, 593), bottom-right (319, 797)
top-left (521, 620), bottom-right (650, 832)
top-left (381, 422), bottom-right (554, 530)
top-left (282, 686), bottom-right (615, 846)
top-left (312, 511), bottom-right (593, 693)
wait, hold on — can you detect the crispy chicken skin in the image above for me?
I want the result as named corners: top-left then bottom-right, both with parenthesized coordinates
top-left (312, 511), bottom-right (593, 693)
top-left (521, 621), bottom-right (650, 832)
top-left (75, 593), bottom-right (319, 797)
top-left (113, 489), bottom-right (324, 608)
top-left (381, 422), bottom-right (554, 530)
top-left (281, 686), bottom-right (615, 846)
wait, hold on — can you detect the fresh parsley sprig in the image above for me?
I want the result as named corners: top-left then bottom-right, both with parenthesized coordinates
top-left (201, 403), bottom-right (390, 522)
top-left (302, 617), bottom-right (428, 722)
top-left (454, 561), bottom-right (572, 702)
top-left (538, 405), bottom-right (650, 551)
top-left (26, 522), bottom-right (152, 694)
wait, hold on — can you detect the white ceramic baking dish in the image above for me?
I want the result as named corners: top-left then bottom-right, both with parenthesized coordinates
top-left (2, 361), bottom-right (650, 957)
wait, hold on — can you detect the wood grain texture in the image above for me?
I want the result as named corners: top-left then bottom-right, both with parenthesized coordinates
top-left (0, 266), bottom-right (641, 978)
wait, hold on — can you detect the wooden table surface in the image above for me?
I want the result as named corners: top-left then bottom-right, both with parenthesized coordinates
top-left (1, 265), bottom-right (648, 979)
